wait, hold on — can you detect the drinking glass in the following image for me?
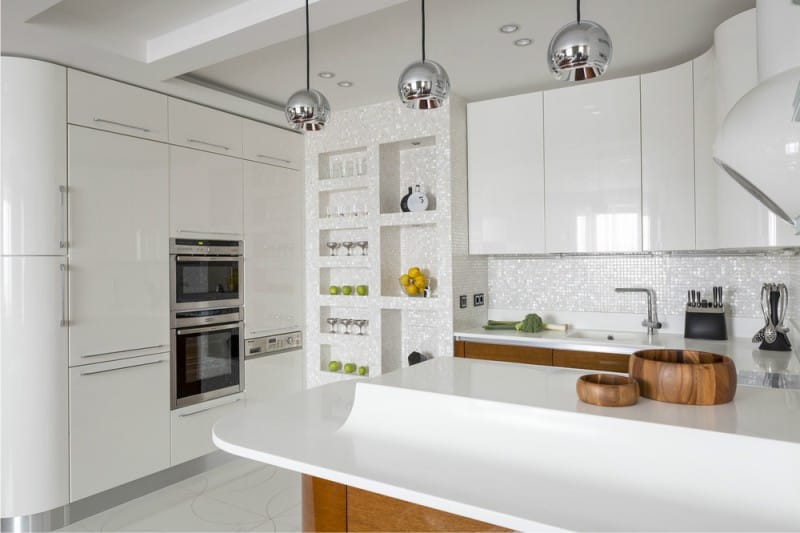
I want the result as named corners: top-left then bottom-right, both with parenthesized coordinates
top-left (353, 319), bottom-right (367, 336)
top-left (340, 318), bottom-right (353, 335)
top-left (342, 241), bottom-right (355, 256)
top-left (356, 241), bottom-right (368, 256)
top-left (357, 157), bottom-right (367, 176)
top-left (326, 242), bottom-right (340, 256)
top-left (325, 317), bottom-right (338, 334)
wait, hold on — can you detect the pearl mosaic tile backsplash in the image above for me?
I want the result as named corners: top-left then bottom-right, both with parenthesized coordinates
top-left (489, 254), bottom-right (799, 320)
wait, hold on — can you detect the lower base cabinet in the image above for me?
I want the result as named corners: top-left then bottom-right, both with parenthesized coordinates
top-left (456, 341), bottom-right (630, 373)
top-left (302, 475), bottom-right (509, 532)
top-left (69, 353), bottom-right (170, 501)
top-left (170, 394), bottom-right (244, 465)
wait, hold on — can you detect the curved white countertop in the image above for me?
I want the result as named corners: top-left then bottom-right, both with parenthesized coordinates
top-left (454, 327), bottom-right (800, 388)
top-left (214, 357), bottom-right (800, 531)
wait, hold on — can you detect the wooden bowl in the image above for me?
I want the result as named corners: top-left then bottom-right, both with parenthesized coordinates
top-left (576, 374), bottom-right (640, 407)
top-left (629, 349), bottom-right (736, 405)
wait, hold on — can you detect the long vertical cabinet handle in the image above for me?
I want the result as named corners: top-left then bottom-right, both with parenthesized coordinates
top-left (60, 263), bottom-right (68, 327)
top-left (59, 185), bottom-right (68, 249)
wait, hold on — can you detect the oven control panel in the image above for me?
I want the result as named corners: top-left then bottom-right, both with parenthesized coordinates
top-left (245, 331), bottom-right (303, 357)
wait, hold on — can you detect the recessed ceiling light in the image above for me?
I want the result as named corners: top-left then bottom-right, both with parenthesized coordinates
top-left (337, 81), bottom-right (354, 88)
top-left (318, 71), bottom-right (335, 79)
top-left (514, 38), bottom-right (533, 47)
top-left (499, 24), bottom-right (519, 33)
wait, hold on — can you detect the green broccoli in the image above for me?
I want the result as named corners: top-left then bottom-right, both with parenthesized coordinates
top-left (514, 313), bottom-right (544, 333)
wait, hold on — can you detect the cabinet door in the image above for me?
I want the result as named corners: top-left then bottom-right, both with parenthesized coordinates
top-left (245, 351), bottom-right (304, 404)
top-left (68, 127), bottom-right (169, 364)
top-left (552, 349), bottom-right (629, 373)
top-left (544, 76), bottom-right (642, 253)
top-left (243, 162), bottom-right (304, 337)
top-left (169, 98), bottom-right (243, 157)
top-left (69, 353), bottom-right (170, 501)
top-left (242, 118), bottom-right (304, 170)
top-left (467, 92), bottom-right (545, 254)
top-left (1, 57), bottom-right (67, 256)
top-left (0, 257), bottom-right (69, 517)
top-left (170, 146), bottom-right (244, 238)
top-left (641, 61), bottom-right (696, 251)
top-left (463, 342), bottom-right (552, 366)
top-left (171, 395), bottom-right (244, 465)
top-left (68, 69), bottom-right (168, 142)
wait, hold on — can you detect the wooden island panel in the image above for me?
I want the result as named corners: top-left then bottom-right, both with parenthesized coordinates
top-left (463, 341), bottom-right (553, 366)
top-left (552, 349), bottom-right (630, 373)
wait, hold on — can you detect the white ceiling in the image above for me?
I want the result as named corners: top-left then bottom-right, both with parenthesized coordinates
top-left (2, 0), bottom-right (755, 119)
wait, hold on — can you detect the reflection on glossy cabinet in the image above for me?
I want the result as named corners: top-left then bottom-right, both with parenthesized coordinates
top-left (170, 146), bottom-right (244, 238)
top-left (544, 76), bottom-right (642, 253)
top-left (245, 351), bottom-right (303, 404)
top-left (170, 395), bottom-right (244, 465)
top-left (641, 61), bottom-right (695, 251)
top-left (242, 119), bottom-right (303, 170)
top-left (169, 98), bottom-right (243, 157)
top-left (467, 92), bottom-right (545, 254)
top-left (1, 57), bottom-right (67, 256)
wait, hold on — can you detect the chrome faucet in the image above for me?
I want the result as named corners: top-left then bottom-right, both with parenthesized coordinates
top-left (615, 287), bottom-right (662, 336)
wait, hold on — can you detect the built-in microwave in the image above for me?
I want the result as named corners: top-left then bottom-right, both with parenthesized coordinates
top-left (170, 238), bottom-right (243, 311)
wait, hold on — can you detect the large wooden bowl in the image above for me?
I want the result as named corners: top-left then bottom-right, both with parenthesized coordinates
top-left (576, 374), bottom-right (640, 407)
top-left (629, 349), bottom-right (736, 405)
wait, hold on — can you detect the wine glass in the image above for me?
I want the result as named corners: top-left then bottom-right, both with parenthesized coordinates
top-left (325, 317), bottom-right (338, 334)
top-left (326, 242), bottom-right (340, 256)
top-left (353, 319), bottom-right (367, 336)
top-left (342, 241), bottom-right (355, 256)
top-left (340, 318), bottom-right (353, 335)
top-left (356, 241), bottom-right (368, 256)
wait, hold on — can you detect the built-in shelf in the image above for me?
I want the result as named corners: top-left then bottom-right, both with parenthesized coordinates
top-left (318, 333), bottom-right (372, 345)
top-left (318, 176), bottom-right (371, 192)
top-left (317, 217), bottom-right (370, 231)
top-left (318, 295), bottom-right (371, 308)
top-left (318, 256), bottom-right (370, 268)
top-left (379, 211), bottom-right (439, 227)
top-left (378, 296), bottom-right (442, 310)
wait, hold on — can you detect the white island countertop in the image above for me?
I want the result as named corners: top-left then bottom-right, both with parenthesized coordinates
top-left (214, 357), bottom-right (800, 531)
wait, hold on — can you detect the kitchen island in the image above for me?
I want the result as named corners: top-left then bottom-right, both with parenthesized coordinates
top-left (213, 357), bottom-right (800, 531)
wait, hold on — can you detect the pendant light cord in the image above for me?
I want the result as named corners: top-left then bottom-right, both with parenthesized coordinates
top-left (305, 0), bottom-right (310, 91)
top-left (421, 0), bottom-right (426, 62)
top-left (576, 0), bottom-right (581, 23)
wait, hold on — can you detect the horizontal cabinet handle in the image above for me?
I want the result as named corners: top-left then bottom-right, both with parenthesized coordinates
top-left (256, 154), bottom-right (291, 164)
top-left (176, 230), bottom-right (240, 236)
top-left (187, 138), bottom-right (230, 151)
top-left (80, 359), bottom-right (165, 376)
top-left (82, 345), bottom-right (169, 359)
top-left (179, 398), bottom-right (241, 417)
top-left (176, 323), bottom-right (238, 336)
top-left (93, 118), bottom-right (151, 133)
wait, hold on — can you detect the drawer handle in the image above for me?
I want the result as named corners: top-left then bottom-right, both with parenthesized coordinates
top-left (179, 397), bottom-right (241, 417)
top-left (81, 345), bottom-right (169, 359)
top-left (80, 359), bottom-right (165, 376)
top-left (257, 154), bottom-right (291, 164)
top-left (59, 263), bottom-right (68, 327)
top-left (176, 230), bottom-right (240, 236)
top-left (187, 138), bottom-right (230, 151)
top-left (93, 118), bottom-right (151, 133)
top-left (59, 185), bottom-right (68, 249)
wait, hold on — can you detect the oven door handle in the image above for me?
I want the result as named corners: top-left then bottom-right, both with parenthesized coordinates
top-left (176, 323), bottom-right (240, 336)
top-left (175, 256), bottom-right (241, 263)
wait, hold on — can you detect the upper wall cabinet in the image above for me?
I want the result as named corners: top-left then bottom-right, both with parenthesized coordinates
top-left (242, 119), bottom-right (303, 170)
top-left (1, 57), bottom-right (67, 256)
top-left (544, 76), bottom-right (642, 253)
top-left (169, 98), bottom-right (243, 157)
top-left (641, 61), bottom-right (696, 251)
top-left (467, 92), bottom-right (545, 254)
top-left (68, 70), bottom-right (168, 142)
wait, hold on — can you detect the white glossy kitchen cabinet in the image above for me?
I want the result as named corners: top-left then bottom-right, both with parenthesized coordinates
top-left (68, 127), bottom-right (169, 364)
top-left (0, 256), bottom-right (69, 517)
top-left (693, 48), bottom-right (720, 250)
top-left (68, 69), bottom-right (168, 142)
top-left (242, 118), bottom-right (304, 170)
top-left (641, 61), bottom-right (696, 251)
top-left (243, 161), bottom-right (304, 338)
top-left (170, 146), bottom-right (244, 238)
top-left (169, 97), bottom-right (243, 157)
top-left (170, 394), bottom-right (244, 465)
top-left (245, 351), bottom-right (303, 404)
top-left (1, 57), bottom-right (67, 256)
top-left (467, 92), bottom-right (546, 254)
top-left (69, 353), bottom-right (170, 501)
top-left (544, 76), bottom-right (642, 253)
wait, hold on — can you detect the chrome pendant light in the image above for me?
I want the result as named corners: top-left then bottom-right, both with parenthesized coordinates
top-left (398, 0), bottom-right (450, 109)
top-left (547, 0), bottom-right (612, 82)
top-left (285, 0), bottom-right (330, 131)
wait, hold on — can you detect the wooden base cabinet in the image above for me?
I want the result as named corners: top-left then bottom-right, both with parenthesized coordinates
top-left (302, 475), bottom-right (509, 532)
top-left (456, 341), bottom-right (630, 373)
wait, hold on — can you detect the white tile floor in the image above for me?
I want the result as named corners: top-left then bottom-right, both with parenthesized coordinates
top-left (58, 459), bottom-right (301, 532)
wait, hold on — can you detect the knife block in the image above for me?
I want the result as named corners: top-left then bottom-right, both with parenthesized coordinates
top-left (684, 306), bottom-right (728, 341)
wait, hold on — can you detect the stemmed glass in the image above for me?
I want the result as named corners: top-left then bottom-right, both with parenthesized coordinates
top-left (340, 318), bottom-right (353, 335)
top-left (353, 319), bottom-right (367, 336)
top-left (325, 317), bottom-right (339, 334)
top-left (341, 241), bottom-right (355, 256)
top-left (326, 242), bottom-right (340, 256)
top-left (356, 241), bottom-right (368, 256)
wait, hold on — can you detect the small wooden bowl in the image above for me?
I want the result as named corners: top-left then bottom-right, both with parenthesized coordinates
top-left (576, 374), bottom-right (640, 407)
top-left (629, 349), bottom-right (736, 405)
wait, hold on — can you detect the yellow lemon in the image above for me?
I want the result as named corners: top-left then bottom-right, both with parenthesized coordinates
top-left (405, 284), bottom-right (419, 296)
top-left (407, 267), bottom-right (421, 278)
top-left (413, 276), bottom-right (426, 289)
top-left (399, 274), bottom-right (411, 286)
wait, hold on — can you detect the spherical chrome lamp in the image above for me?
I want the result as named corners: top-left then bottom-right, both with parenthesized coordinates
top-left (547, 0), bottom-right (612, 82)
top-left (398, 0), bottom-right (450, 109)
top-left (285, 0), bottom-right (330, 131)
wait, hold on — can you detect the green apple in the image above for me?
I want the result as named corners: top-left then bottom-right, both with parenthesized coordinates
top-left (341, 285), bottom-right (353, 296)
top-left (357, 366), bottom-right (368, 376)
top-left (356, 284), bottom-right (368, 296)
top-left (343, 362), bottom-right (356, 374)
top-left (327, 360), bottom-right (341, 372)
top-left (328, 285), bottom-right (340, 295)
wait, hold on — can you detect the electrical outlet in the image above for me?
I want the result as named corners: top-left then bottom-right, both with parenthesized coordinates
top-left (459, 295), bottom-right (467, 309)
top-left (473, 293), bottom-right (485, 306)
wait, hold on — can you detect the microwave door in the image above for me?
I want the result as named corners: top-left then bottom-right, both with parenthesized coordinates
top-left (171, 256), bottom-right (242, 311)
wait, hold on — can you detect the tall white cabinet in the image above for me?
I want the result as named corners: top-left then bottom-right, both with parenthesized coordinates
top-left (544, 76), bottom-right (642, 253)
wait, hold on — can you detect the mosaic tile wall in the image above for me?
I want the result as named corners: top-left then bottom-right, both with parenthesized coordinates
top-left (489, 254), bottom-right (798, 319)
top-left (790, 256), bottom-right (800, 328)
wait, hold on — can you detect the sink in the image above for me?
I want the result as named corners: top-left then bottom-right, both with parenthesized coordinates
top-left (567, 330), bottom-right (644, 343)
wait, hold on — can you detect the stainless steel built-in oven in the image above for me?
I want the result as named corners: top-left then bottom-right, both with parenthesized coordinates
top-left (170, 239), bottom-right (243, 312)
top-left (171, 307), bottom-right (244, 409)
